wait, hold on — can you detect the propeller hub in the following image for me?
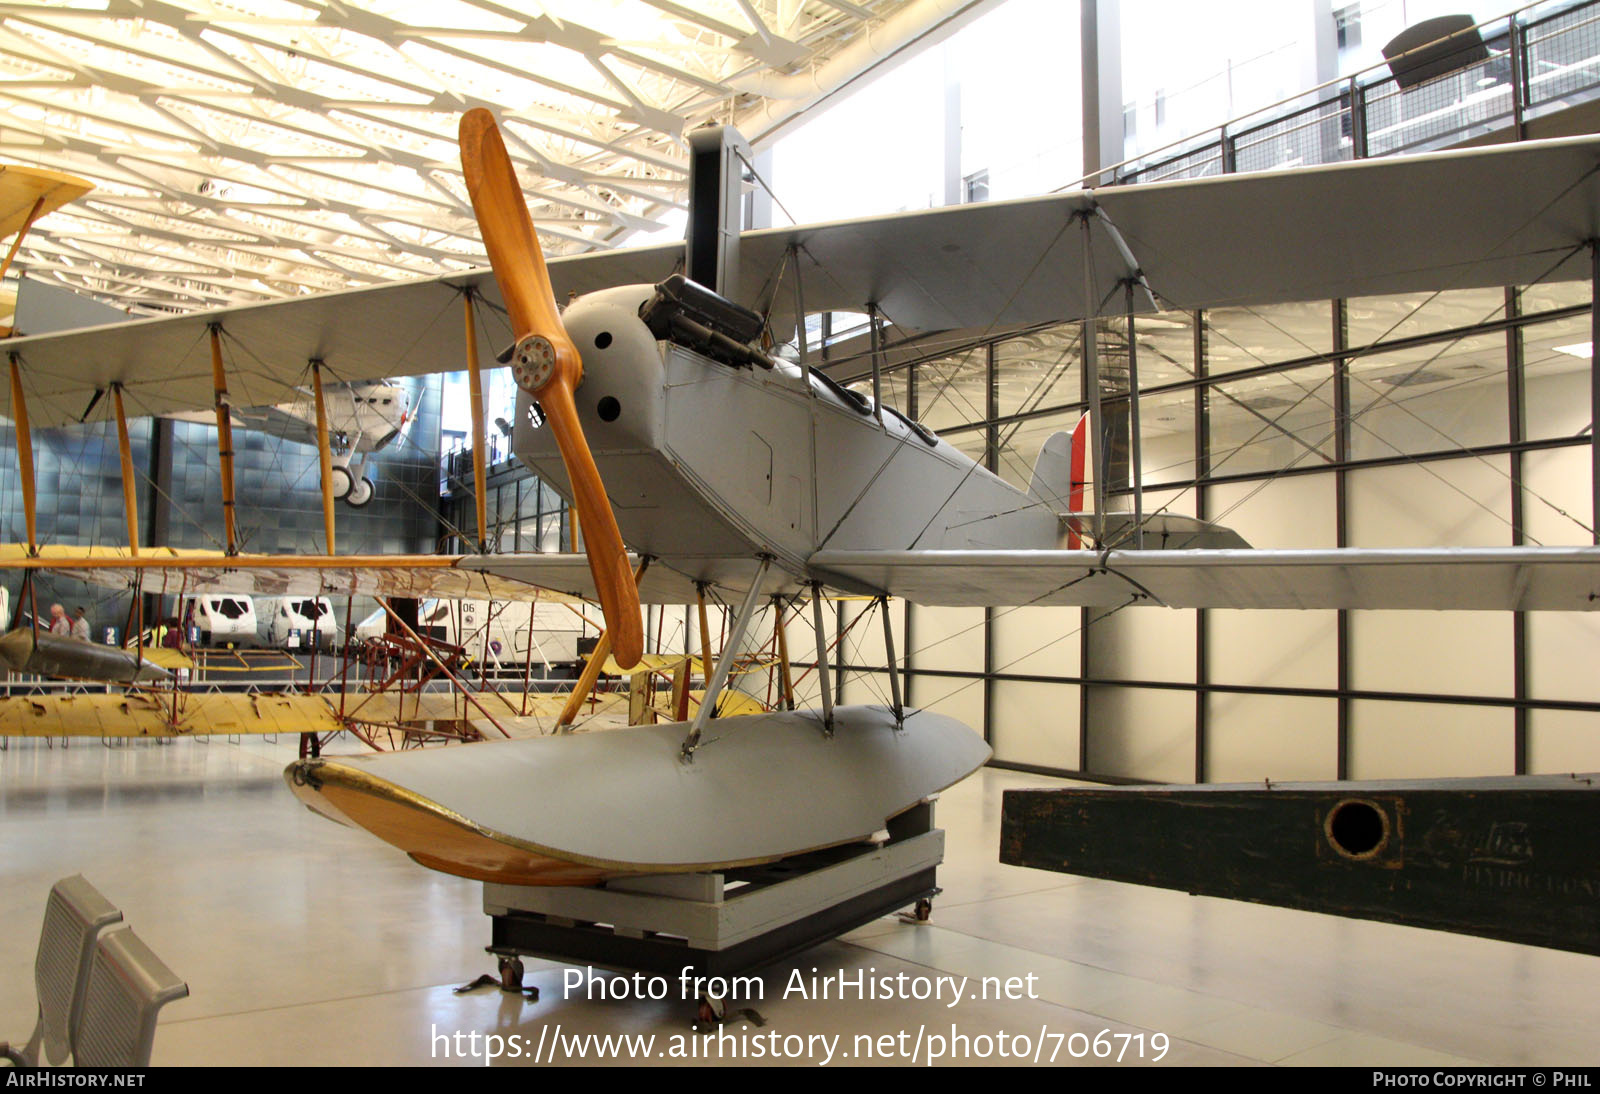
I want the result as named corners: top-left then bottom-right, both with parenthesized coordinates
top-left (509, 334), bottom-right (558, 393)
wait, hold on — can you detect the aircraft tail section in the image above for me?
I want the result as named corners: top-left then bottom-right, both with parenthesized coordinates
top-left (1028, 416), bottom-right (1088, 547)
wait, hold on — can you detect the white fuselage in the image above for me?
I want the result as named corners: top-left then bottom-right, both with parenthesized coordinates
top-left (512, 285), bottom-right (1065, 587)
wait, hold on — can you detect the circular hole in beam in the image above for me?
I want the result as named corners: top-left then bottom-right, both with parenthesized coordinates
top-left (1325, 798), bottom-right (1390, 860)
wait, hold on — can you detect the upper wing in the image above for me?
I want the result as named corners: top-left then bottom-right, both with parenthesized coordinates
top-left (747, 133), bottom-right (1600, 331)
top-left (0, 242), bottom-right (678, 428)
top-left (7, 136), bottom-right (1600, 424)
top-left (808, 547), bottom-right (1600, 612)
top-left (2, 164), bottom-right (92, 239)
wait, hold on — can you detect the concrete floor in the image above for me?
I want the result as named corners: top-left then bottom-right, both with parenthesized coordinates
top-left (2, 734), bottom-right (1596, 1067)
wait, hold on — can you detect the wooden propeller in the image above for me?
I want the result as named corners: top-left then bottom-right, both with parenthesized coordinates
top-left (459, 108), bottom-right (643, 670)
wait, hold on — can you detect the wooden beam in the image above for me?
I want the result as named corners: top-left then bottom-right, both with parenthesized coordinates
top-left (110, 385), bottom-right (140, 556)
top-left (8, 354), bottom-right (36, 553)
top-left (556, 557), bottom-right (650, 729)
top-left (773, 594), bottom-right (796, 711)
top-left (463, 291), bottom-right (489, 550)
top-left (209, 326), bottom-right (238, 554)
top-left (557, 627), bottom-right (612, 729)
top-left (0, 195), bottom-right (45, 284)
top-left (310, 359), bottom-right (335, 555)
top-left (696, 583), bottom-right (714, 689)
top-left (1001, 776), bottom-right (1600, 957)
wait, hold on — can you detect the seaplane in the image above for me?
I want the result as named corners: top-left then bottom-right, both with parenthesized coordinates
top-left (2, 112), bottom-right (1600, 926)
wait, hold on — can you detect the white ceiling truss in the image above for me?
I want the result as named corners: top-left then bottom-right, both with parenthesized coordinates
top-left (0, 0), bottom-right (974, 315)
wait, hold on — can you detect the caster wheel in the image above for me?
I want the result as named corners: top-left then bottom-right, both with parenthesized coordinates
top-left (697, 993), bottom-right (725, 1024)
top-left (498, 956), bottom-right (524, 991)
top-left (914, 898), bottom-right (933, 922)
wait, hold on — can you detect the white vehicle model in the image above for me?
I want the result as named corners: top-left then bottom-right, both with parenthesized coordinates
top-left (455, 597), bottom-right (583, 675)
top-left (193, 595), bottom-right (256, 647)
top-left (353, 597), bottom-right (583, 675)
top-left (263, 596), bottom-right (337, 652)
top-left (167, 380), bottom-right (410, 508)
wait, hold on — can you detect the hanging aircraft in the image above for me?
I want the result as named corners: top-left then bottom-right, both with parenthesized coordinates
top-left (0, 163), bottom-right (93, 337)
top-left (162, 379), bottom-right (412, 508)
top-left (2, 115), bottom-right (1600, 891)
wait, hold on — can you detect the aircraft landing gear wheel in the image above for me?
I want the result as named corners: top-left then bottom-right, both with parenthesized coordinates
top-left (914, 898), bottom-right (933, 921)
top-left (498, 956), bottom-right (524, 992)
top-left (345, 475), bottom-right (374, 508)
top-left (329, 464), bottom-right (352, 500)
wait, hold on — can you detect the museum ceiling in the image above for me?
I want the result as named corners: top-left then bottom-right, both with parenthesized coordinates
top-left (0, 0), bottom-right (969, 315)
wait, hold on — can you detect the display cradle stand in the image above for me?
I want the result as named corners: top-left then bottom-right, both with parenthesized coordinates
top-left (483, 801), bottom-right (941, 995)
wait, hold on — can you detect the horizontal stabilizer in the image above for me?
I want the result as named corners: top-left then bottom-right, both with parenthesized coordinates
top-left (1083, 511), bottom-right (1251, 550)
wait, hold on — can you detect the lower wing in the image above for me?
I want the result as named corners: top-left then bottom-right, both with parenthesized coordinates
top-left (807, 546), bottom-right (1600, 611)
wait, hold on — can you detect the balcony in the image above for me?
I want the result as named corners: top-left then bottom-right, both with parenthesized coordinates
top-left (1111, 0), bottom-right (1600, 187)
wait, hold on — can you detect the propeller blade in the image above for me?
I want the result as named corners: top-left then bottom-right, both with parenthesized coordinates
top-left (459, 109), bottom-right (643, 669)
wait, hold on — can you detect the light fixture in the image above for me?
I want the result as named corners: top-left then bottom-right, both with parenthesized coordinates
top-left (1554, 342), bottom-right (1593, 359)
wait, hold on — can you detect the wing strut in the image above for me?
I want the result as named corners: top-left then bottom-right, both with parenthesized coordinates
top-left (555, 556), bottom-right (651, 730)
top-left (1078, 205), bottom-right (1158, 548)
top-left (772, 593), bottom-right (797, 711)
top-left (1124, 281), bottom-right (1144, 550)
top-left (1079, 213), bottom-right (1106, 547)
top-left (695, 582), bottom-right (714, 696)
top-left (869, 301), bottom-right (885, 426)
top-left (790, 243), bottom-right (810, 385)
top-left (462, 288), bottom-right (489, 550)
top-left (0, 195), bottom-right (44, 284)
top-left (208, 325), bottom-right (238, 554)
top-left (110, 385), bottom-right (139, 556)
top-left (682, 557), bottom-right (772, 760)
top-left (809, 582), bottom-right (834, 736)
top-left (310, 359), bottom-right (335, 555)
top-left (7, 353), bottom-right (35, 554)
top-left (879, 594), bottom-right (904, 729)
top-left (1590, 241), bottom-right (1600, 547)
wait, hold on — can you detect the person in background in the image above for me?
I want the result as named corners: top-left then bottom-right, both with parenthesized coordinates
top-left (70, 606), bottom-right (90, 642)
top-left (47, 603), bottom-right (71, 636)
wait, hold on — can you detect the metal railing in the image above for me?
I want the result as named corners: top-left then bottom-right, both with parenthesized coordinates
top-left (1098, 0), bottom-right (1600, 189)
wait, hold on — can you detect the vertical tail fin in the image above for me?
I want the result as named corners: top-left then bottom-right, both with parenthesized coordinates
top-left (1027, 415), bottom-right (1089, 548)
